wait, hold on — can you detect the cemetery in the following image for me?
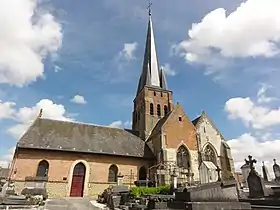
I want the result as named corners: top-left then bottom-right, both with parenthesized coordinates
top-left (2, 155), bottom-right (280, 209)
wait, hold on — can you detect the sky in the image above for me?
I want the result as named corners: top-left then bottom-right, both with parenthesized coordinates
top-left (0, 0), bottom-right (280, 178)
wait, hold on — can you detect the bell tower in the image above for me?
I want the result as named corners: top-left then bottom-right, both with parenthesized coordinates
top-left (132, 8), bottom-right (173, 140)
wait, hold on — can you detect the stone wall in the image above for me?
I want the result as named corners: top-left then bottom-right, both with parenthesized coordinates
top-left (197, 117), bottom-right (222, 157)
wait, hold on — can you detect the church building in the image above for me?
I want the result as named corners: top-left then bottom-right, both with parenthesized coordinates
top-left (8, 11), bottom-right (235, 198)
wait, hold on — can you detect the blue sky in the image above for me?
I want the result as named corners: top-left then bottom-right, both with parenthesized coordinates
top-left (1, 0), bottom-right (280, 175)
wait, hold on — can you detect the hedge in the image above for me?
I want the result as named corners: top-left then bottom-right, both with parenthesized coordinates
top-left (130, 185), bottom-right (170, 197)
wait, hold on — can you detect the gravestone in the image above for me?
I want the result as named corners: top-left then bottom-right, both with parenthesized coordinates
top-left (216, 165), bottom-right (222, 181)
top-left (0, 181), bottom-right (28, 205)
top-left (246, 155), bottom-right (268, 198)
top-left (262, 161), bottom-right (269, 181)
top-left (117, 173), bottom-right (124, 186)
top-left (21, 176), bottom-right (48, 199)
top-left (273, 159), bottom-right (280, 182)
top-left (172, 180), bottom-right (251, 209)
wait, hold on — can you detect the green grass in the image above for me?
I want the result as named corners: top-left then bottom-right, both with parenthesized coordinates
top-left (130, 185), bottom-right (170, 197)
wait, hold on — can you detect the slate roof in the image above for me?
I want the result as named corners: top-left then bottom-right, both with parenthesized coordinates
top-left (17, 118), bottom-right (154, 159)
top-left (149, 111), bottom-right (173, 139)
top-left (136, 15), bottom-right (168, 96)
top-left (192, 116), bottom-right (201, 126)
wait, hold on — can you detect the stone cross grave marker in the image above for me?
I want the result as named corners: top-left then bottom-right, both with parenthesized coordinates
top-left (246, 155), bottom-right (267, 198)
top-left (245, 155), bottom-right (257, 170)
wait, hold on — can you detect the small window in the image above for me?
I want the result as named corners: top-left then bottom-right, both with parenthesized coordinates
top-left (164, 105), bottom-right (168, 116)
top-left (150, 103), bottom-right (154, 115)
top-left (157, 104), bottom-right (161, 116)
top-left (179, 117), bottom-right (182, 121)
top-left (154, 91), bottom-right (156, 96)
top-left (161, 92), bottom-right (163, 97)
top-left (36, 160), bottom-right (49, 177)
top-left (108, 164), bottom-right (118, 182)
top-left (204, 127), bottom-right (206, 133)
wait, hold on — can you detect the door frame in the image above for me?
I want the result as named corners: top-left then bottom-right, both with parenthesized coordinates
top-left (67, 160), bottom-right (90, 197)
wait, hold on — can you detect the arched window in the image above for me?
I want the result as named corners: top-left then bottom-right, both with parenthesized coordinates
top-left (204, 145), bottom-right (217, 165)
top-left (157, 104), bottom-right (161, 116)
top-left (139, 166), bottom-right (147, 180)
top-left (108, 164), bottom-right (118, 182)
top-left (177, 146), bottom-right (190, 169)
top-left (36, 160), bottom-right (49, 177)
top-left (164, 105), bottom-right (168, 116)
top-left (150, 103), bottom-right (154, 115)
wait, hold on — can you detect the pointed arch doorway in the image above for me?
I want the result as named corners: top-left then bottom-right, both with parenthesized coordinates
top-left (70, 162), bottom-right (86, 197)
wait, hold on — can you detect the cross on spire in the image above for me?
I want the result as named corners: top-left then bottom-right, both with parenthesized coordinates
top-left (245, 155), bottom-right (257, 170)
top-left (147, 0), bottom-right (152, 16)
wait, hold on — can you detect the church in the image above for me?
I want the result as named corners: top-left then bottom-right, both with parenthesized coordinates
top-left (8, 11), bottom-right (235, 198)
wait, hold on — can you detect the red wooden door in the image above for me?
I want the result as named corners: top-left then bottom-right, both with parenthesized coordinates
top-left (70, 163), bottom-right (86, 197)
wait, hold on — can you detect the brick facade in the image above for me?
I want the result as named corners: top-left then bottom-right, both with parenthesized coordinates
top-left (11, 149), bottom-right (152, 197)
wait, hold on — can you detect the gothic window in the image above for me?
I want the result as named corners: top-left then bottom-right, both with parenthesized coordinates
top-left (177, 146), bottom-right (190, 169)
top-left (157, 104), bottom-right (161, 116)
top-left (150, 103), bottom-right (154, 115)
top-left (204, 145), bottom-right (217, 165)
top-left (164, 105), bottom-right (168, 116)
top-left (139, 166), bottom-right (147, 180)
top-left (108, 164), bottom-right (118, 182)
top-left (36, 160), bottom-right (49, 177)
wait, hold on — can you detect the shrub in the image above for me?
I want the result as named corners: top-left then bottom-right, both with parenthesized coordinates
top-left (130, 185), bottom-right (170, 197)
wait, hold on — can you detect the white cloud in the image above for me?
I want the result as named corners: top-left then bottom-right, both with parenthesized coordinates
top-left (70, 95), bottom-right (87, 105)
top-left (257, 84), bottom-right (278, 104)
top-left (173, 0), bottom-right (280, 67)
top-left (108, 120), bottom-right (132, 129)
top-left (225, 85), bottom-right (280, 129)
top-left (118, 42), bottom-right (138, 61)
top-left (161, 63), bottom-right (176, 76)
top-left (54, 65), bottom-right (62, 73)
top-left (0, 147), bottom-right (16, 168)
top-left (228, 133), bottom-right (279, 179)
top-left (0, 99), bottom-right (72, 139)
top-left (0, 0), bottom-right (62, 86)
top-left (0, 101), bottom-right (16, 119)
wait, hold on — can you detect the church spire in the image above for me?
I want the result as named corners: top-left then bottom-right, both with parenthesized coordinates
top-left (136, 2), bottom-right (168, 96)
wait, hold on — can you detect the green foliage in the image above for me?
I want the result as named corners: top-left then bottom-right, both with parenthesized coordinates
top-left (130, 185), bottom-right (170, 197)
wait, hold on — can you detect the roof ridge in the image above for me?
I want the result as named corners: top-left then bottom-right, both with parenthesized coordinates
top-left (39, 118), bottom-right (129, 131)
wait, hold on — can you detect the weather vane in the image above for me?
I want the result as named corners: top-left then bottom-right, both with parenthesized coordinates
top-left (147, 0), bottom-right (152, 16)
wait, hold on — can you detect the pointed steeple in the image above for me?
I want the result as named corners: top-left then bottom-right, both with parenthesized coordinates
top-left (136, 10), bottom-right (168, 96)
